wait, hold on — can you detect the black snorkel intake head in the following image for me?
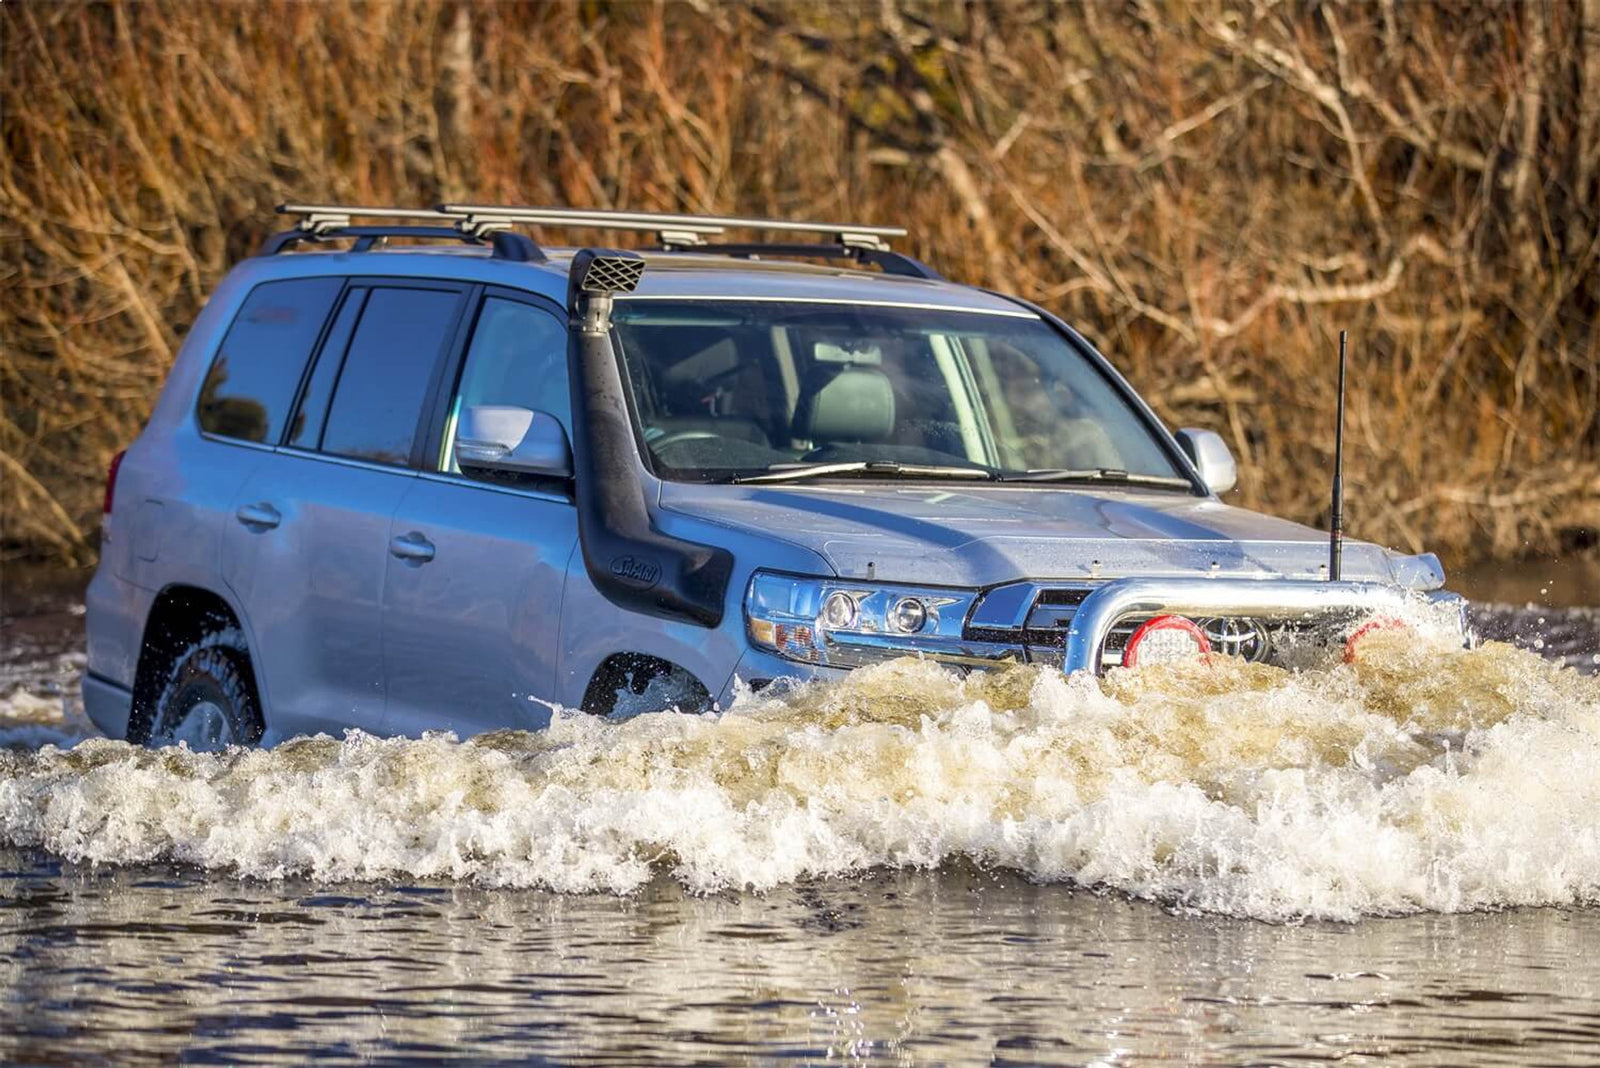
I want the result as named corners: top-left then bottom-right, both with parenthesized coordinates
top-left (565, 248), bottom-right (735, 628)
top-left (567, 248), bottom-right (646, 331)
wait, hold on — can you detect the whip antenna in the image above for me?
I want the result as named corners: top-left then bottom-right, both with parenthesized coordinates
top-left (1329, 330), bottom-right (1347, 581)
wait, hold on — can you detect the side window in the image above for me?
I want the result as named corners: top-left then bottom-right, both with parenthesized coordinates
top-left (442, 298), bottom-right (571, 475)
top-left (197, 277), bottom-right (342, 443)
top-left (286, 288), bottom-right (367, 449)
top-left (321, 287), bottom-right (464, 466)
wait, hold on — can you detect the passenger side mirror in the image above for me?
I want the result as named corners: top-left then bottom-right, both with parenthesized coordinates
top-left (1173, 428), bottom-right (1237, 495)
top-left (455, 406), bottom-right (573, 480)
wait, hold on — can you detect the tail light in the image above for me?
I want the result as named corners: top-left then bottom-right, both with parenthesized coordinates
top-left (103, 449), bottom-right (126, 515)
top-left (1123, 614), bottom-right (1212, 668)
top-left (1343, 617), bottom-right (1407, 662)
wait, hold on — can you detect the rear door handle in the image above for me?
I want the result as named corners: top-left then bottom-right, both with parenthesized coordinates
top-left (235, 502), bottom-right (281, 530)
top-left (389, 531), bottom-right (436, 564)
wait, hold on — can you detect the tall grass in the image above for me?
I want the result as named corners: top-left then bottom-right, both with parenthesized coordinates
top-left (2, 1), bottom-right (1596, 568)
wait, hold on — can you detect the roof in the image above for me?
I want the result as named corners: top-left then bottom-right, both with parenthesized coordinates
top-left (227, 243), bottom-right (1033, 318)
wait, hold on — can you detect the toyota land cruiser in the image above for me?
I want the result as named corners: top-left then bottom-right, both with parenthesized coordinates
top-left (83, 203), bottom-right (1463, 748)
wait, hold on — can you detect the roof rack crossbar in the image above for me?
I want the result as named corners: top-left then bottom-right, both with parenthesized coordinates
top-left (437, 203), bottom-right (905, 251)
top-left (268, 202), bottom-right (913, 264)
top-left (261, 207), bottom-right (545, 261)
top-left (277, 204), bottom-right (462, 233)
top-left (663, 241), bottom-right (943, 280)
top-left (275, 203), bottom-right (521, 240)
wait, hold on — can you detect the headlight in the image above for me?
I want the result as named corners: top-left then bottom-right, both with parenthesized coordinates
top-left (745, 571), bottom-right (988, 668)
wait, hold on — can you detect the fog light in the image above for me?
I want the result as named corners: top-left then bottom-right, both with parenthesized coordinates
top-left (887, 596), bottom-right (928, 634)
top-left (821, 591), bottom-right (859, 630)
top-left (1343, 617), bottom-right (1407, 662)
top-left (1123, 615), bottom-right (1212, 668)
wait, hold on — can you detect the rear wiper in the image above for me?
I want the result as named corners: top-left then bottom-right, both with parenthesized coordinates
top-left (994, 467), bottom-right (1194, 490)
top-left (730, 461), bottom-right (994, 485)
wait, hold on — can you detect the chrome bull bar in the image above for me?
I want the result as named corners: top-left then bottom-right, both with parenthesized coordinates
top-left (1061, 577), bottom-right (1414, 675)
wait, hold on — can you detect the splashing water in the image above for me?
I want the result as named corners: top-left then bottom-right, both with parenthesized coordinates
top-left (3, 626), bottom-right (1598, 922)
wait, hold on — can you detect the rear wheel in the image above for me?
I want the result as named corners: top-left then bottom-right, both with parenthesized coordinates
top-left (144, 634), bottom-right (264, 750)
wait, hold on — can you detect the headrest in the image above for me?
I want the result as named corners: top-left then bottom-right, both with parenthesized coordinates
top-left (797, 367), bottom-right (896, 443)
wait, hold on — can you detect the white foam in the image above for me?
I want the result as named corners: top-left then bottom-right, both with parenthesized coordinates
top-left (2, 629), bottom-right (1599, 921)
top-left (0, 679), bottom-right (96, 750)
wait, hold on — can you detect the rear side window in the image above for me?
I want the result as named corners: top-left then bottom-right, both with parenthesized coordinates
top-left (320, 287), bottom-right (464, 466)
top-left (197, 277), bottom-right (342, 443)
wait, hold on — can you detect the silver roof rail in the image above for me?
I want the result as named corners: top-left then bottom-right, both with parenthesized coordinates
top-left (267, 204), bottom-right (542, 259)
top-left (269, 202), bottom-right (916, 265)
top-left (276, 203), bottom-right (519, 238)
top-left (436, 204), bottom-right (905, 251)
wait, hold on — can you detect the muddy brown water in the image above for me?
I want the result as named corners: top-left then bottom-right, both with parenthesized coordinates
top-left (3, 563), bottom-right (1600, 1065)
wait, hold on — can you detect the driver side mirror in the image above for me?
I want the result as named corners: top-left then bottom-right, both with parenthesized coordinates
top-left (1173, 428), bottom-right (1237, 495)
top-left (455, 405), bottom-right (573, 480)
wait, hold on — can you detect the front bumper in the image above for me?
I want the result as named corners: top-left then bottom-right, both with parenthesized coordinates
top-left (731, 575), bottom-right (1463, 691)
top-left (82, 672), bottom-right (134, 739)
top-left (1058, 576), bottom-right (1445, 674)
top-left (718, 646), bottom-right (850, 707)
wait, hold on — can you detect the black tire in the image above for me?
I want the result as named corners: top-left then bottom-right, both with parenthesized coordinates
top-left (141, 633), bottom-right (264, 750)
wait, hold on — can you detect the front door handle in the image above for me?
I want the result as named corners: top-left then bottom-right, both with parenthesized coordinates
top-left (389, 531), bottom-right (436, 564)
top-left (235, 502), bottom-right (281, 530)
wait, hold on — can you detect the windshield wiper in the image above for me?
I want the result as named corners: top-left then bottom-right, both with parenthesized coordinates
top-left (993, 467), bottom-right (1194, 490)
top-left (730, 461), bottom-right (994, 485)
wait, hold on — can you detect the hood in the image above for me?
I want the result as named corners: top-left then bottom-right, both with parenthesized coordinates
top-left (657, 482), bottom-right (1404, 588)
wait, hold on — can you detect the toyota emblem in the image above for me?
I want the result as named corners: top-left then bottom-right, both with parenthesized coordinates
top-left (1197, 617), bottom-right (1270, 662)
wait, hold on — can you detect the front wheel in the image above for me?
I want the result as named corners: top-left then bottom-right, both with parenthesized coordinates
top-left (144, 634), bottom-right (264, 750)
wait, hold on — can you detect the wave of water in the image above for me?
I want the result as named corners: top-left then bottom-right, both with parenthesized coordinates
top-left (4, 624), bottom-right (1600, 922)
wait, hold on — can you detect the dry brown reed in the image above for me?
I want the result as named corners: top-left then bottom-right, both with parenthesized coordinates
top-left (2, 1), bottom-right (1597, 570)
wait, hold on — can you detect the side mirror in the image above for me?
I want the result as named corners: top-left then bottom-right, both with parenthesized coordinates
top-left (1173, 428), bottom-right (1237, 495)
top-left (455, 405), bottom-right (573, 480)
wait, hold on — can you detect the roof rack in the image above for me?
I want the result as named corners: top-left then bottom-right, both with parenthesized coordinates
top-left (262, 202), bottom-right (931, 276)
top-left (669, 241), bottom-right (941, 280)
top-left (437, 203), bottom-right (906, 252)
top-left (261, 204), bottom-right (544, 260)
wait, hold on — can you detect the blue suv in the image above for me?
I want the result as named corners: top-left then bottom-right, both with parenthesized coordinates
top-left (84, 203), bottom-right (1462, 749)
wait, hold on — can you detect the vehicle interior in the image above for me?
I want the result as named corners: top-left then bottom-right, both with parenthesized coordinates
top-left (609, 300), bottom-right (1183, 481)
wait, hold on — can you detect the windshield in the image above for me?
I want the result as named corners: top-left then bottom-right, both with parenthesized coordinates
top-left (610, 300), bottom-right (1191, 487)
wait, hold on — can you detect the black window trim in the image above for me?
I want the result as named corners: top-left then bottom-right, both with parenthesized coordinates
top-left (281, 281), bottom-right (364, 451)
top-left (279, 275), bottom-right (480, 471)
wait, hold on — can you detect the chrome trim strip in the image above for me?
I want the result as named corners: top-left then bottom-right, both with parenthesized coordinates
top-left (197, 432), bottom-right (280, 454)
top-left (1062, 577), bottom-right (1409, 675)
top-left (822, 630), bottom-right (1022, 668)
top-left (613, 295), bottom-right (1038, 318)
top-left (415, 470), bottom-right (573, 505)
top-left (276, 446), bottom-right (420, 478)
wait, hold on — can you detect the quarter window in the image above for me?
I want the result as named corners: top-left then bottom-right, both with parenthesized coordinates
top-left (321, 287), bottom-right (464, 466)
top-left (197, 277), bottom-right (342, 443)
top-left (286, 288), bottom-right (366, 449)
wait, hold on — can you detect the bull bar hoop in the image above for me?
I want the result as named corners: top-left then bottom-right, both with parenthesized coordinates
top-left (1061, 576), bottom-right (1432, 675)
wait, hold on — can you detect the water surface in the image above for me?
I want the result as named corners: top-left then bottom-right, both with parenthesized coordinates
top-left (3, 568), bottom-right (1600, 1063)
top-left (6, 856), bottom-right (1600, 1065)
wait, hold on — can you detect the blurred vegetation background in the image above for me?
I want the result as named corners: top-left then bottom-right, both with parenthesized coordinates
top-left (2, 0), bottom-right (1597, 571)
